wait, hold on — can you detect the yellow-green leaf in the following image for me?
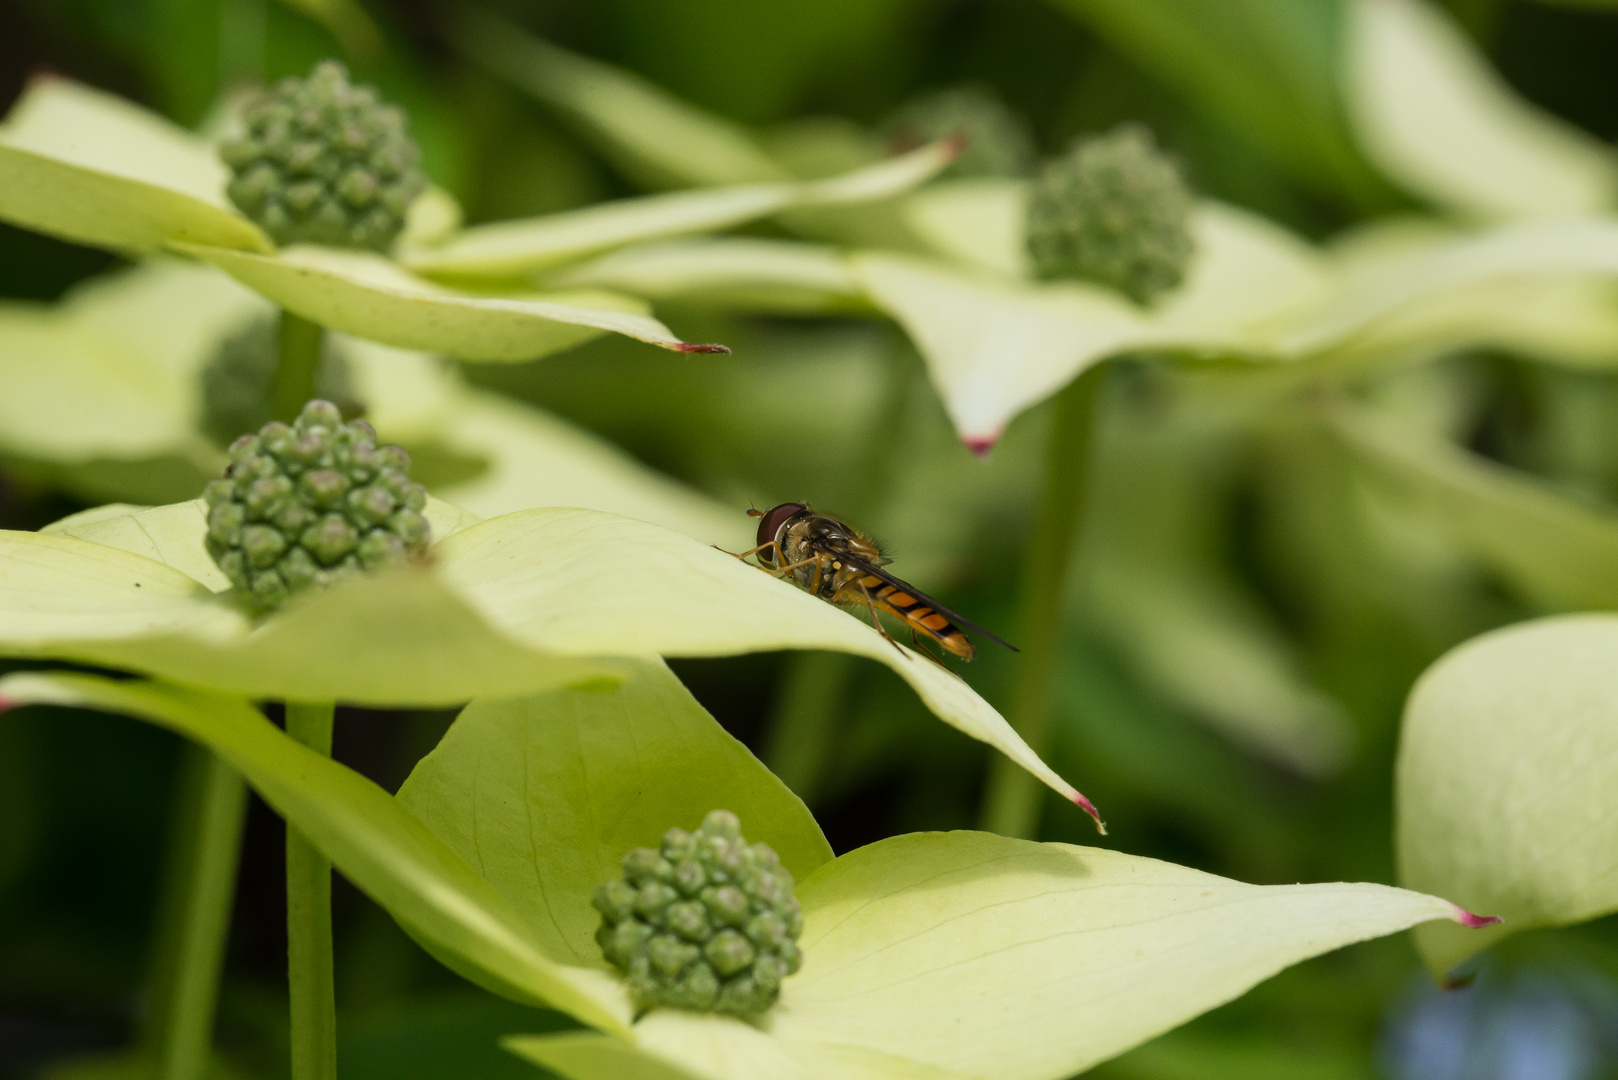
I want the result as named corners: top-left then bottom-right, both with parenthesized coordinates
top-left (1287, 216), bottom-right (1618, 356)
top-left (1398, 615), bottom-right (1618, 974)
top-left (169, 242), bottom-right (725, 360)
top-left (548, 239), bottom-right (862, 315)
top-left (0, 260), bottom-right (262, 466)
top-left (0, 521), bottom-right (621, 706)
top-left (400, 143), bottom-right (955, 280)
top-left (0, 77), bottom-right (270, 255)
top-left (431, 391), bottom-right (747, 545)
top-left (396, 660), bottom-right (831, 966)
top-left (1345, 0), bottom-right (1618, 219)
top-left (1334, 403), bottom-right (1618, 610)
top-left (432, 508), bottom-right (1091, 815)
top-left (0, 503), bottom-right (1074, 804)
top-left (853, 203), bottom-right (1324, 446)
top-left (513, 835), bottom-right (1483, 1080)
top-left (899, 177), bottom-right (1031, 277)
top-left (0, 671), bottom-right (630, 1032)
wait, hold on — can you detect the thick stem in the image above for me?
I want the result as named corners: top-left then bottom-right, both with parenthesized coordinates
top-left (760, 652), bottom-right (859, 801)
top-left (761, 343), bottom-right (916, 804)
top-left (272, 310), bottom-right (325, 423)
top-left (978, 364), bottom-right (1106, 839)
top-left (284, 702), bottom-right (337, 1080)
top-left (143, 745), bottom-right (249, 1080)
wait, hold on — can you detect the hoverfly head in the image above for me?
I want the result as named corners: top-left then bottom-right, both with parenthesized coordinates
top-left (754, 502), bottom-right (808, 566)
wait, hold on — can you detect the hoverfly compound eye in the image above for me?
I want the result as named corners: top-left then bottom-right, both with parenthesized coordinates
top-left (756, 503), bottom-right (808, 559)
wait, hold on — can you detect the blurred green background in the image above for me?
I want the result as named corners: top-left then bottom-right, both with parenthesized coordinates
top-left (4, 1), bottom-right (1618, 1078)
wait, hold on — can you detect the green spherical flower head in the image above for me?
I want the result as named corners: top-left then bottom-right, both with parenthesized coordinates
top-left (220, 60), bottom-right (427, 252)
top-left (882, 85), bottom-right (1036, 180)
top-left (200, 315), bottom-right (358, 447)
top-left (593, 810), bottom-right (803, 1018)
top-left (1025, 123), bottom-right (1195, 305)
top-left (203, 399), bottom-right (430, 609)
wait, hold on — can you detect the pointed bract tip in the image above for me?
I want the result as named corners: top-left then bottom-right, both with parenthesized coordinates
top-left (1451, 906), bottom-right (1503, 929)
top-left (963, 431), bottom-right (1001, 459)
top-left (941, 132), bottom-right (967, 160)
top-left (674, 342), bottom-right (731, 354)
top-left (0, 695), bottom-right (18, 714)
top-left (1071, 790), bottom-right (1107, 834)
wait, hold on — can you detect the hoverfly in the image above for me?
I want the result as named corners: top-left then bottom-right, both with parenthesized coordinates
top-left (734, 502), bottom-right (1016, 662)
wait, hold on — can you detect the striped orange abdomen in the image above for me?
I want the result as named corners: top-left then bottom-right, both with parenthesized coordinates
top-left (853, 573), bottom-right (975, 660)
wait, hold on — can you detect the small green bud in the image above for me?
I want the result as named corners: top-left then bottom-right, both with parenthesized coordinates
top-left (594, 810), bottom-right (803, 1018)
top-left (1025, 123), bottom-right (1195, 305)
top-left (203, 399), bottom-right (431, 610)
top-left (221, 60), bottom-right (427, 252)
top-left (882, 84), bottom-right (1037, 180)
top-left (200, 315), bottom-right (357, 448)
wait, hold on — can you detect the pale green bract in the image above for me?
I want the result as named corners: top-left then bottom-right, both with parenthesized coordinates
top-left (0, 660), bottom-right (1488, 1080)
top-left (0, 76), bottom-right (271, 255)
top-left (1334, 402), bottom-right (1618, 611)
top-left (855, 193), bottom-right (1618, 447)
top-left (0, 260), bottom-right (743, 543)
top-left (400, 141), bottom-right (956, 281)
top-left (0, 499), bottom-right (1084, 809)
top-left (1397, 615), bottom-right (1618, 975)
top-left (0, 75), bottom-right (945, 361)
top-left (448, 11), bottom-right (1618, 447)
top-left (168, 241), bottom-right (717, 362)
top-left (1344, 0), bottom-right (1618, 220)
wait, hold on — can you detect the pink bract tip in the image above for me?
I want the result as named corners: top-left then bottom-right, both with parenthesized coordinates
top-left (963, 433), bottom-right (1000, 459)
top-left (673, 342), bottom-right (731, 354)
top-left (940, 133), bottom-right (967, 160)
top-left (0, 695), bottom-right (17, 713)
top-left (1451, 906), bottom-right (1503, 929)
top-left (1072, 790), bottom-right (1107, 835)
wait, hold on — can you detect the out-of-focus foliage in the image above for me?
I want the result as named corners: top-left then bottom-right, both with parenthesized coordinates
top-left (7, 1), bottom-right (1618, 1079)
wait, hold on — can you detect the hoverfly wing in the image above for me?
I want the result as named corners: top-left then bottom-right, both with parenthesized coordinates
top-left (839, 553), bottom-right (1019, 653)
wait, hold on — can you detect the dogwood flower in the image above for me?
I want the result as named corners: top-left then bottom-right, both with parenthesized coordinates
top-left (0, 70), bottom-right (951, 363)
top-left (0, 496), bottom-right (1086, 816)
top-left (0, 656), bottom-right (1499, 1079)
top-left (0, 258), bottom-right (743, 544)
top-left (457, 10), bottom-right (1618, 452)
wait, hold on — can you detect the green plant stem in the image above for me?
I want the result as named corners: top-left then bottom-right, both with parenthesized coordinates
top-left (273, 310), bottom-right (324, 423)
top-left (761, 342), bottom-right (916, 804)
top-left (142, 744), bottom-right (249, 1080)
top-left (979, 364), bottom-right (1106, 839)
top-left (760, 652), bottom-right (860, 800)
top-left (283, 701), bottom-right (337, 1080)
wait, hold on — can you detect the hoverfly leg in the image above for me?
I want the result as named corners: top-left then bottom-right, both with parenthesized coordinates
top-left (909, 628), bottom-right (947, 667)
top-left (720, 540), bottom-right (781, 563)
top-left (856, 583), bottom-right (908, 660)
top-left (719, 542), bottom-right (817, 580)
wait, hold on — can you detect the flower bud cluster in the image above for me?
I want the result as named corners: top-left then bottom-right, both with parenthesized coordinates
top-left (221, 60), bottom-right (426, 251)
top-left (1025, 123), bottom-right (1195, 305)
top-left (204, 400), bottom-right (429, 609)
top-left (593, 810), bottom-right (803, 1017)
top-left (200, 315), bottom-right (357, 447)
top-left (883, 85), bottom-right (1036, 180)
